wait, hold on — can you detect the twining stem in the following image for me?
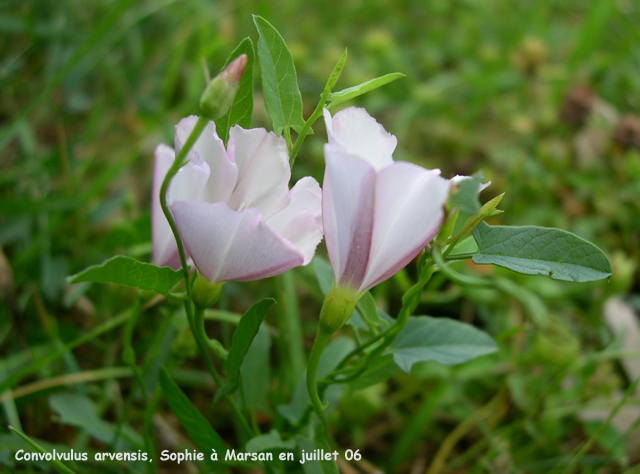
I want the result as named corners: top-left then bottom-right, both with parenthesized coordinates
top-left (327, 262), bottom-right (435, 378)
top-left (156, 116), bottom-right (253, 434)
top-left (442, 215), bottom-right (481, 259)
top-left (432, 246), bottom-right (492, 289)
top-left (289, 49), bottom-right (347, 167)
top-left (158, 115), bottom-right (208, 294)
top-left (306, 326), bottom-right (332, 429)
top-left (194, 306), bottom-right (228, 358)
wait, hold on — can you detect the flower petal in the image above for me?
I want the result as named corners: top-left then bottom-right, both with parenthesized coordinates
top-left (323, 107), bottom-right (396, 171)
top-left (450, 175), bottom-right (491, 193)
top-left (323, 145), bottom-right (376, 290)
top-left (226, 126), bottom-right (290, 218)
top-left (152, 144), bottom-right (179, 268)
top-left (175, 116), bottom-right (238, 203)
top-left (361, 162), bottom-right (450, 291)
top-left (167, 161), bottom-right (210, 205)
top-left (266, 177), bottom-right (323, 228)
top-left (171, 201), bottom-right (305, 283)
top-left (265, 177), bottom-right (323, 265)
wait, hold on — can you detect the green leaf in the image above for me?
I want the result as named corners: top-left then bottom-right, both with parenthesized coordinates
top-left (322, 48), bottom-right (347, 96)
top-left (246, 430), bottom-right (296, 452)
top-left (392, 316), bottom-right (498, 373)
top-left (328, 72), bottom-right (405, 108)
top-left (215, 37), bottom-right (255, 146)
top-left (448, 172), bottom-right (483, 215)
top-left (225, 299), bottom-right (275, 390)
top-left (9, 426), bottom-right (77, 474)
top-left (67, 256), bottom-right (182, 295)
top-left (253, 16), bottom-right (305, 135)
top-left (347, 354), bottom-right (398, 391)
top-left (472, 222), bottom-right (612, 282)
top-left (159, 368), bottom-right (226, 464)
top-left (49, 393), bottom-right (141, 448)
top-left (239, 324), bottom-right (271, 411)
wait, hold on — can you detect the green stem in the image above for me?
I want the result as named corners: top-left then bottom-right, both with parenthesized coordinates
top-left (159, 115), bottom-right (208, 293)
top-left (189, 306), bottom-right (254, 439)
top-left (306, 326), bottom-right (332, 429)
top-left (194, 305), bottom-right (228, 359)
top-left (289, 93), bottom-right (329, 166)
top-left (329, 263), bottom-right (435, 377)
top-left (9, 426), bottom-right (78, 474)
top-left (284, 126), bottom-right (292, 150)
top-left (289, 48), bottom-right (346, 167)
top-left (432, 246), bottom-right (492, 289)
top-left (443, 214), bottom-right (484, 259)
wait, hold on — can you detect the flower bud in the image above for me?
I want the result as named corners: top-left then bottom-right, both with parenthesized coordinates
top-left (318, 284), bottom-right (360, 334)
top-left (192, 272), bottom-right (223, 309)
top-left (199, 54), bottom-right (247, 120)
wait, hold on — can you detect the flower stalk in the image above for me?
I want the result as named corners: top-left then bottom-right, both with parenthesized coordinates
top-left (159, 116), bottom-right (208, 292)
top-left (306, 285), bottom-right (360, 425)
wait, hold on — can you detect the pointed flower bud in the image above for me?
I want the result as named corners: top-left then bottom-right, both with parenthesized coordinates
top-left (199, 54), bottom-right (248, 120)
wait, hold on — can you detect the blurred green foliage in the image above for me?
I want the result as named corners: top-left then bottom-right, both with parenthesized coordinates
top-left (1, 0), bottom-right (640, 472)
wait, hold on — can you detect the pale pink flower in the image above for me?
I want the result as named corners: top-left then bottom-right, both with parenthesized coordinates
top-left (322, 107), bottom-right (453, 295)
top-left (152, 116), bottom-right (323, 283)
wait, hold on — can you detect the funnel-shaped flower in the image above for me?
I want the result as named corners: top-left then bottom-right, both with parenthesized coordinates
top-left (322, 107), bottom-right (451, 296)
top-left (152, 116), bottom-right (323, 283)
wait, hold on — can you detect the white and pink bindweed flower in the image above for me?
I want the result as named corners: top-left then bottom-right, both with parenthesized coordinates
top-left (322, 106), bottom-right (452, 297)
top-left (152, 116), bottom-right (323, 284)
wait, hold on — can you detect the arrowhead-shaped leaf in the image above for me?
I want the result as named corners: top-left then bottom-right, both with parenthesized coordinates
top-left (392, 316), bottom-right (497, 373)
top-left (68, 256), bottom-right (182, 295)
top-left (215, 37), bottom-right (255, 146)
top-left (472, 222), bottom-right (612, 282)
top-left (253, 16), bottom-right (305, 135)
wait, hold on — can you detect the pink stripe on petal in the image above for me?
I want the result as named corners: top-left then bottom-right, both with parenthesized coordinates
top-left (322, 145), bottom-right (376, 290)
